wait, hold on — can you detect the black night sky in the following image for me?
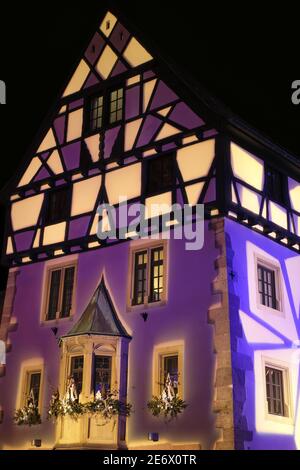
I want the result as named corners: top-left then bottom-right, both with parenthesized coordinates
top-left (0, 1), bottom-right (299, 285)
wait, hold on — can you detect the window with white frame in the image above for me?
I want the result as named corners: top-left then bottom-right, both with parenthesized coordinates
top-left (264, 364), bottom-right (291, 419)
top-left (45, 263), bottom-right (76, 321)
top-left (255, 257), bottom-right (281, 312)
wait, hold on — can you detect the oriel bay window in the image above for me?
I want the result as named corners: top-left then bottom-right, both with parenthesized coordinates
top-left (131, 242), bottom-right (167, 307)
top-left (45, 264), bottom-right (76, 321)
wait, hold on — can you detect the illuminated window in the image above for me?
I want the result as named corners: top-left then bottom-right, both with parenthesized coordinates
top-left (70, 356), bottom-right (84, 396)
top-left (24, 371), bottom-right (41, 407)
top-left (45, 264), bottom-right (76, 320)
top-left (265, 366), bottom-right (285, 416)
top-left (257, 264), bottom-right (278, 310)
top-left (160, 354), bottom-right (178, 395)
top-left (94, 356), bottom-right (112, 394)
top-left (90, 94), bottom-right (104, 130)
top-left (109, 88), bottom-right (124, 124)
top-left (266, 167), bottom-right (287, 206)
top-left (132, 244), bottom-right (165, 306)
top-left (45, 187), bottom-right (69, 225)
top-left (146, 153), bottom-right (175, 196)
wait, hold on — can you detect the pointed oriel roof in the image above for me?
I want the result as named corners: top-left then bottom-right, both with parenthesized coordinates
top-left (62, 277), bottom-right (130, 339)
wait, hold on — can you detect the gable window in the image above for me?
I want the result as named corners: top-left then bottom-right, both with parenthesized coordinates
top-left (90, 94), bottom-right (104, 130)
top-left (131, 242), bottom-right (167, 307)
top-left (94, 355), bottom-right (112, 395)
top-left (45, 264), bottom-right (76, 321)
top-left (70, 355), bottom-right (84, 396)
top-left (160, 354), bottom-right (178, 395)
top-left (265, 366), bottom-right (285, 416)
top-left (146, 153), bottom-right (175, 196)
top-left (266, 167), bottom-right (287, 206)
top-left (109, 88), bottom-right (124, 124)
top-left (45, 187), bottom-right (69, 225)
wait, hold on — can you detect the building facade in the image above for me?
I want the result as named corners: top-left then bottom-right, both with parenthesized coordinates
top-left (0, 9), bottom-right (300, 450)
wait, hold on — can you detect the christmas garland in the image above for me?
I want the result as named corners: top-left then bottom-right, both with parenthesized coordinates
top-left (147, 374), bottom-right (188, 421)
top-left (14, 398), bottom-right (41, 426)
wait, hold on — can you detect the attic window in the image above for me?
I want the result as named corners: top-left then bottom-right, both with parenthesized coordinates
top-left (109, 88), bottom-right (124, 124)
top-left (146, 152), bottom-right (175, 196)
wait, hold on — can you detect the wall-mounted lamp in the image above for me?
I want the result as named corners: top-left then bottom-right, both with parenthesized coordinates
top-left (148, 432), bottom-right (159, 442)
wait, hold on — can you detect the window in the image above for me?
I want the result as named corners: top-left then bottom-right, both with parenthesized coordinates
top-left (257, 264), bottom-right (278, 310)
top-left (266, 167), bottom-right (287, 205)
top-left (90, 95), bottom-right (104, 130)
top-left (45, 187), bottom-right (69, 225)
top-left (25, 371), bottom-right (41, 407)
top-left (131, 243), bottom-right (166, 306)
top-left (94, 355), bottom-right (112, 394)
top-left (70, 356), bottom-right (84, 396)
top-left (109, 88), bottom-right (123, 124)
top-left (265, 366), bottom-right (285, 416)
top-left (160, 354), bottom-right (178, 395)
top-left (46, 264), bottom-right (76, 320)
top-left (153, 343), bottom-right (184, 398)
top-left (146, 153), bottom-right (175, 195)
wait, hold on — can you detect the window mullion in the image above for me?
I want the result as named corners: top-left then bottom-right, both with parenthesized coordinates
top-left (57, 267), bottom-right (65, 319)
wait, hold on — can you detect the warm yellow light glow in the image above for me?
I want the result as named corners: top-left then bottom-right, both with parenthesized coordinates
top-left (269, 201), bottom-right (287, 229)
top-left (59, 105), bottom-right (67, 114)
top-left (125, 118), bottom-right (142, 151)
top-left (90, 214), bottom-right (99, 235)
top-left (237, 184), bottom-right (261, 214)
top-left (231, 184), bottom-right (238, 204)
top-left (185, 182), bottom-right (204, 206)
top-left (96, 45), bottom-right (117, 79)
top-left (63, 59), bottom-right (90, 97)
top-left (105, 164), bottom-right (141, 205)
top-left (155, 123), bottom-right (180, 141)
top-left (182, 134), bottom-right (198, 145)
top-left (143, 148), bottom-right (156, 157)
top-left (47, 150), bottom-right (64, 174)
top-left (6, 237), bottom-right (13, 255)
top-left (145, 192), bottom-right (172, 219)
top-left (10, 194), bottom-right (20, 201)
top-left (72, 173), bottom-right (82, 181)
top-left (126, 75), bottom-right (140, 86)
top-left (11, 194), bottom-right (44, 231)
top-left (43, 222), bottom-right (66, 245)
top-left (71, 175), bottom-right (102, 216)
top-left (37, 128), bottom-right (57, 153)
top-left (88, 241), bottom-right (100, 249)
top-left (231, 142), bottom-right (264, 191)
top-left (85, 134), bottom-right (100, 162)
top-left (18, 157), bottom-right (42, 187)
top-left (66, 108), bottom-right (83, 142)
top-left (123, 37), bottom-right (153, 67)
top-left (177, 139), bottom-right (215, 182)
top-left (99, 11), bottom-right (117, 37)
top-left (143, 79), bottom-right (156, 112)
top-left (288, 178), bottom-right (300, 212)
top-left (157, 106), bottom-right (172, 117)
top-left (33, 229), bottom-right (41, 248)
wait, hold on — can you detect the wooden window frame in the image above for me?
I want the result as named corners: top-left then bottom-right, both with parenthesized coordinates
top-left (145, 152), bottom-right (176, 198)
top-left (128, 240), bottom-right (168, 310)
top-left (41, 256), bottom-right (78, 324)
top-left (45, 186), bottom-right (70, 226)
